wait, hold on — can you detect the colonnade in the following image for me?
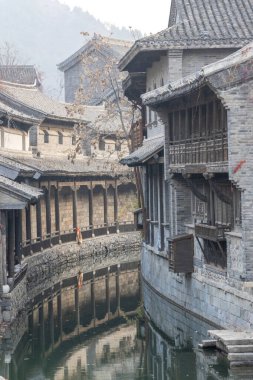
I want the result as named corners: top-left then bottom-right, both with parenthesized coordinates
top-left (1, 178), bottom-right (136, 287)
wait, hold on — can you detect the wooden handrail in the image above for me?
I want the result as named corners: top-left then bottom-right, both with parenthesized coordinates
top-left (21, 222), bottom-right (135, 257)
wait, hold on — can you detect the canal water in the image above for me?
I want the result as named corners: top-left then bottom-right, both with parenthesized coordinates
top-left (0, 263), bottom-right (252, 379)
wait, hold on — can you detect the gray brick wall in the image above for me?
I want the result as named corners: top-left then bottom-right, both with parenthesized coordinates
top-left (220, 79), bottom-right (253, 279)
top-left (183, 49), bottom-right (236, 77)
top-left (64, 62), bottom-right (83, 103)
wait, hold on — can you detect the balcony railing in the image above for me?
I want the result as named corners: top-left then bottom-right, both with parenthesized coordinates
top-left (195, 223), bottom-right (231, 242)
top-left (168, 132), bottom-right (228, 166)
top-left (21, 221), bottom-right (135, 257)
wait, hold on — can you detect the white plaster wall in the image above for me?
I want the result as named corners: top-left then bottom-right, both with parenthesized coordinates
top-left (0, 128), bottom-right (28, 151)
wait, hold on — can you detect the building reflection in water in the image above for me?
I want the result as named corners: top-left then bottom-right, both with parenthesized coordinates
top-left (0, 264), bottom-right (252, 380)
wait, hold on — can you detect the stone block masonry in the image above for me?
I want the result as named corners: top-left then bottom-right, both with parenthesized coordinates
top-left (1, 231), bottom-right (141, 323)
top-left (142, 247), bottom-right (253, 334)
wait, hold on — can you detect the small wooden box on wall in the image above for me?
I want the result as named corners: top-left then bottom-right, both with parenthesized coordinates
top-left (167, 234), bottom-right (194, 274)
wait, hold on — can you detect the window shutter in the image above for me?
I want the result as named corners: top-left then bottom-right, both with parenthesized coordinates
top-left (168, 234), bottom-right (194, 273)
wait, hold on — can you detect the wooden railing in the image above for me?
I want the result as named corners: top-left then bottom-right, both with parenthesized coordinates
top-left (21, 221), bottom-right (135, 257)
top-left (169, 132), bottom-right (228, 166)
top-left (195, 223), bottom-right (231, 242)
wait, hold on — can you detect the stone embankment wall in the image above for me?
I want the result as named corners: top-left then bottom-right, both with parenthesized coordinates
top-left (2, 232), bottom-right (141, 324)
top-left (142, 247), bottom-right (253, 334)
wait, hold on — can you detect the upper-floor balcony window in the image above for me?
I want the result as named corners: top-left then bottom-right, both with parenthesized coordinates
top-left (167, 100), bottom-right (227, 166)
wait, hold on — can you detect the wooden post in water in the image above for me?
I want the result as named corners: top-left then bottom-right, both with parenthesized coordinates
top-left (39, 300), bottom-right (45, 357)
top-left (75, 286), bottom-right (80, 332)
top-left (106, 267), bottom-right (110, 319)
top-left (91, 271), bottom-right (96, 327)
top-left (116, 264), bottom-right (120, 316)
top-left (57, 284), bottom-right (63, 343)
top-left (48, 292), bottom-right (54, 350)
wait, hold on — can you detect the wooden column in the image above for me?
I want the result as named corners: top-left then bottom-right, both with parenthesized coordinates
top-left (0, 211), bottom-right (7, 292)
top-left (150, 165), bottom-right (154, 246)
top-left (205, 104), bottom-right (209, 163)
top-left (55, 186), bottom-right (61, 239)
top-left (45, 184), bottom-right (51, 237)
top-left (104, 181), bottom-right (108, 232)
top-left (198, 105), bottom-right (202, 163)
top-left (159, 164), bottom-right (165, 251)
top-left (15, 210), bottom-right (22, 264)
top-left (185, 109), bottom-right (189, 163)
top-left (89, 182), bottom-right (94, 236)
top-left (146, 166), bottom-right (150, 244)
top-left (213, 100), bottom-right (217, 162)
top-left (72, 186), bottom-right (78, 230)
top-left (178, 111), bottom-right (181, 164)
top-left (26, 204), bottom-right (31, 245)
top-left (36, 199), bottom-right (42, 243)
top-left (210, 188), bottom-right (215, 226)
top-left (7, 210), bottom-right (15, 278)
top-left (114, 179), bottom-right (119, 233)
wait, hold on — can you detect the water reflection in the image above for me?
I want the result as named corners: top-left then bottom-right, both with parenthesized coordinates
top-left (1, 265), bottom-right (253, 379)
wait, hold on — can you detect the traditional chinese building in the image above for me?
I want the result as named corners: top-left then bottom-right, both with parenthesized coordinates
top-left (120, 0), bottom-right (253, 331)
top-left (0, 65), bottom-right (137, 323)
top-left (58, 35), bottom-right (132, 104)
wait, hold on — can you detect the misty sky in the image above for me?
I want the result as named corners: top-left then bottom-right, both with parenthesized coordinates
top-left (58, 0), bottom-right (171, 34)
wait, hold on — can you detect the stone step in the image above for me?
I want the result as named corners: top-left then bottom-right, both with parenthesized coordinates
top-left (209, 330), bottom-right (253, 346)
top-left (228, 353), bottom-right (253, 362)
top-left (227, 345), bottom-right (253, 353)
top-left (198, 339), bottom-right (217, 349)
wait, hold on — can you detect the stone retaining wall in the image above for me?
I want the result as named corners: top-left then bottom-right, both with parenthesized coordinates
top-left (2, 232), bottom-right (141, 323)
top-left (142, 246), bottom-right (253, 332)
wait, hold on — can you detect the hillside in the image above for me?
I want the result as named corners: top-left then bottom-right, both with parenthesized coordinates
top-left (0, 0), bottom-right (136, 98)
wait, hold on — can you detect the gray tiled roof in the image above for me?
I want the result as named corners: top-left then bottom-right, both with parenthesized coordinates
top-left (119, 0), bottom-right (253, 70)
top-left (0, 151), bottom-right (131, 177)
top-left (58, 35), bottom-right (132, 72)
top-left (0, 175), bottom-right (42, 200)
top-left (0, 99), bottom-right (42, 124)
top-left (0, 82), bottom-right (104, 123)
top-left (120, 136), bottom-right (164, 166)
top-left (0, 66), bottom-right (39, 85)
top-left (142, 42), bottom-right (253, 106)
top-left (0, 155), bottom-right (37, 173)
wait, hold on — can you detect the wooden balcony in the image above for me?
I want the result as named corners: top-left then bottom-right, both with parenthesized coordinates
top-left (169, 132), bottom-right (228, 167)
top-left (195, 223), bottom-right (231, 242)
